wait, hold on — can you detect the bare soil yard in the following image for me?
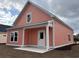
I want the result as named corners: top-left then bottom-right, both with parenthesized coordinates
top-left (0, 44), bottom-right (79, 58)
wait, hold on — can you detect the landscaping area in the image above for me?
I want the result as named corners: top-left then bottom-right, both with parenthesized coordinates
top-left (0, 44), bottom-right (79, 58)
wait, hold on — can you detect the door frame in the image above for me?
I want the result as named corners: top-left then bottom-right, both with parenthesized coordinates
top-left (38, 30), bottom-right (45, 47)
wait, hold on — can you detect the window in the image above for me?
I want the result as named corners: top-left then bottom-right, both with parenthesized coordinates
top-left (10, 32), bottom-right (18, 42)
top-left (26, 13), bottom-right (32, 23)
top-left (14, 32), bottom-right (18, 41)
top-left (11, 33), bottom-right (14, 41)
top-left (68, 34), bottom-right (71, 41)
top-left (40, 32), bottom-right (44, 39)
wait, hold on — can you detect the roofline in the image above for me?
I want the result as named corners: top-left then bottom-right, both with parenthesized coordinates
top-left (13, 0), bottom-right (54, 25)
top-left (13, 1), bottom-right (29, 25)
top-left (13, 0), bottom-right (73, 31)
top-left (0, 24), bottom-right (11, 27)
top-left (28, 1), bottom-right (54, 17)
top-left (52, 16), bottom-right (73, 31)
top-left (28, 1), bottom-right (73, 31)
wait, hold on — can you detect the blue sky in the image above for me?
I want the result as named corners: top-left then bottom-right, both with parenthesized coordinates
top-left (0, 0), bottom-right (79, 34)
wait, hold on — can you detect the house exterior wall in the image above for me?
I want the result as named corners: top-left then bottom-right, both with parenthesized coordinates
top-left (49, 27), bottom-right (53, 46)
top-left (24, 27), bottom-right (46, 45)
top-left (7, 28), bottom-right (23, 45)
top-left (24, 27), bottom-right (53, 46)
top-left (7, 3), bottom-right (52, 46)
top-left (7, 27), bottom-right (53, 46)
top-left (14, 3), bottom-right (52, 26)
top-left (7, 1), bottom-right (73, 49)
top-left (54, 20), bottom-right (73, 47)
top-left (0, 32), bottom-right (7, 44)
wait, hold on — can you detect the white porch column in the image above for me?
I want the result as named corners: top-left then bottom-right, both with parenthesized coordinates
top-left (52, 20), bottom-right (55, 48)
top-left (21, 28), bottom-right (25, 47)
top-left (46, 25), bottom-right (49, 50)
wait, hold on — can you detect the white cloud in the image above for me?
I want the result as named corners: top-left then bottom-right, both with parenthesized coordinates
top-left (0, 9), bottom-right (18, 25)
top-left (47, 0), bottom-right (52, 3)
top-left (0, 0), bottom-right (26, 12)
top-left (66, 11), bottom-right (75, 17)
top-left (0, 0), bottom-right (26, 25)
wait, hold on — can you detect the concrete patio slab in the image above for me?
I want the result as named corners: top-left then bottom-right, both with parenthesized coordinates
top-left (15, 47), bottom-right (48, 53)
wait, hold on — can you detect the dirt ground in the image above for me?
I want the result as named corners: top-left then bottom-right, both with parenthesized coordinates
top-left (0, 44), bottom-right (79, 58)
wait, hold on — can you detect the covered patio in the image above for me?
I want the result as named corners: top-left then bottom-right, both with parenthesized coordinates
top-left (15, 20), bottom-right (54, 53)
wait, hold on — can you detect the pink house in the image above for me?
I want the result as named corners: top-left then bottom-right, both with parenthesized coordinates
top-left (7, 1), bottom-right (74, 52)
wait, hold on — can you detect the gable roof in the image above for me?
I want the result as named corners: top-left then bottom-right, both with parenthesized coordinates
top-left (13, 1), bottom-right (53, 25)
top-left (13, 0), bottom-right (73, 31)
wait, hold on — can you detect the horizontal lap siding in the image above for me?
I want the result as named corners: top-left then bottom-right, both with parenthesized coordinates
top-left (14, 3), bottom-right (52, 26)
top-left (49, 27), bottom-right (53, 46)
top-left (24, 27), bottom-right (46, 45)
top-left (54, 20), bottom-right (73, 46)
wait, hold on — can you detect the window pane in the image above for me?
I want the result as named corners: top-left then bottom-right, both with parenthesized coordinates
top-left (40, 32), bottom-right (43, 39)
top-left (15, 32), bottom-right (17, 37)
top-left (14, 32), bottom-right (18, 41)
top-left (11, 33), bottom-right (14, 41)
top-left (15, 36), bottom-right (17, 41)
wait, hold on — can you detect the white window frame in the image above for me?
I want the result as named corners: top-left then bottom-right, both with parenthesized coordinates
top-left (26, 12), bottom-right (32, 23)
top-left (38, 30), bottom-right (45, 40)
top-left (10, 31), bottom-right (18, 42)
top-left (10, 32), bottom-right (14, 42)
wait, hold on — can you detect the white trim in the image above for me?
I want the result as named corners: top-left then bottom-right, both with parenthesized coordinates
top-left (25, 21), bottom-right (49, 29)
top-left (53, 20), bottom-right (55, 47)
top-left (48, 20), bottom-right (53, 27)
top-left (38, 30), bottom-right (45, 40)
top-left (48, 20), bottom-right (53, 48)
top-left (54, 42), bottom-right (73, 49)
top-left (10, 31), bottom-right (18, 43)
top-left (25, 20), bottom-right (48, 27)
top-left (26, 12), bottom-right (32, 23)
top-left (8, 20), bottom-right (49, 30)
top-left (25, 24), bottom-right (47, 29)
top-left (21, 28), bottom-right (25, 47)
top-left (6, 44), bottom-right (21, 46)
top-left (46, 25), bottom-right (49, 50)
